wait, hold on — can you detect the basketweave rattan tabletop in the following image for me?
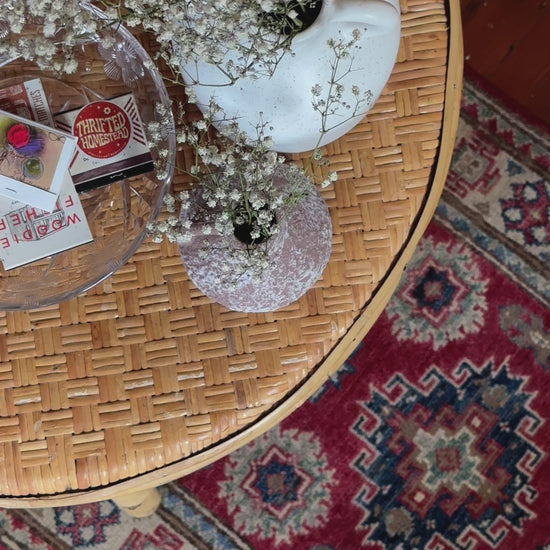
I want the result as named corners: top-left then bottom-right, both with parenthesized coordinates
top-left (0, 0), bottom-right (462, 506)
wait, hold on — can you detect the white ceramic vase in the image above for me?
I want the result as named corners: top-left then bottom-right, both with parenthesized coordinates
top-left (178, 166), bottom-right (332, 312)
top-left (180, 0), bottom-right (401, 153)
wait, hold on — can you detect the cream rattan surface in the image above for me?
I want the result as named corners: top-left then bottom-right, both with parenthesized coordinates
top-left (0, 0), bottom-right (462, 506)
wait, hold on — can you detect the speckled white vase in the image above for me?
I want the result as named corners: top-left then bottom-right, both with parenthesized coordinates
top-left (178, 167), bottom-right (332, 312)
top-left (180, 0), bottom-right (401, 153)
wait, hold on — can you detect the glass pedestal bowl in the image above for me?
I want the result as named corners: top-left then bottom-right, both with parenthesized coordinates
top-left (0, 7), bottom-right (174, 310)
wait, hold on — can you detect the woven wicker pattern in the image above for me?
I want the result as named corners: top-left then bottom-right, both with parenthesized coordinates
top-left (0, 0), bottom-right (450, 497)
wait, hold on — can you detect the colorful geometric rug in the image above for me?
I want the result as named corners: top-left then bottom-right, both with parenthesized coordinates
top-left (1, 70), bottom-right (550, 549)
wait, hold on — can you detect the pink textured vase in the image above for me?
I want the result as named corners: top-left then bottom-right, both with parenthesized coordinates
top-left (178, 167), bottom-right (332, 312)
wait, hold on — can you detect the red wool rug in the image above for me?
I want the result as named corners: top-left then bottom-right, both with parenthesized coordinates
top-left (1, 70), bottom-right (549, 550)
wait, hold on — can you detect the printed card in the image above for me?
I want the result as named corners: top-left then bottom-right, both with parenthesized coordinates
top-left (55, 93), bottom-right (154, 191)
top-left (0, 170), bottom-right (93, 270)
top-left (0, 109), bottom-right (77, 210)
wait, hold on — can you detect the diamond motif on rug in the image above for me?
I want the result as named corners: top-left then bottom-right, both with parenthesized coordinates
top-left (218, 426), bottom-right (335, 544)
top-left (351, 359), bottom-right (544, 549)
top-left (447, 129), bottom-right (501, 198)
top-left (386, 237), bottom-right (488, 349)
top-left (500, 180), bottom-right (550, 248)
top-left (241, 445), bottom-right (313, 520)
top-left (54, 501), bottom-right (120, 548)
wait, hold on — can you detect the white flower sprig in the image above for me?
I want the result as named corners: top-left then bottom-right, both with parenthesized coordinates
top-left (97, 0), bottom-right (321, 85)
top-left (146, 96), bottom-right (317, 286)
top-left (147, 98), bottom-right (310, 245)
top-left (0, 0), bottom-right (108, 74)
top-left (311, 28), bottom-right (374, 137)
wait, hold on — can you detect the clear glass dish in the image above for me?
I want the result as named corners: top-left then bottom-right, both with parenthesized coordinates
top-left (0, 6), bottom-right (174, 310)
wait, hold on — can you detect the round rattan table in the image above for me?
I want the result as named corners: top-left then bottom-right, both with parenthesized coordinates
top-left (0, 0), bottom-right (463, 515)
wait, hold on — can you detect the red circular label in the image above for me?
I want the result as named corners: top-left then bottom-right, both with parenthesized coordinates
top-left (7, 123), bottom-right (30, 149)
top-left (73, 101), bottom-right (131, 159)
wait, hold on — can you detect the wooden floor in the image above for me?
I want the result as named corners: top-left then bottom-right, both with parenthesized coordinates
top-left (461, 0), bottom-right (550, 127)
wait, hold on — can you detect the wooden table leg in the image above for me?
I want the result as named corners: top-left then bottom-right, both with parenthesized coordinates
top-left (113, 487), bottom-right (161, 517)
